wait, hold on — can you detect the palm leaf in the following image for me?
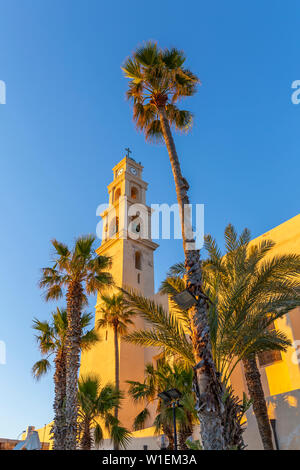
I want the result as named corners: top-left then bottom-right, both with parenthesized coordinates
top-left (32, 359), bottom-right (51, 379)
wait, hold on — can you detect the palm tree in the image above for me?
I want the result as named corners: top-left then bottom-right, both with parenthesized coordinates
top-left (123, 229), bottom-right (300, 450)
top-left (97, 292), bottom-right (136, 449)
top-left (78, 375), bottom-right (131, 450)
top-left (32, 308), bottom-right (99, 450)
top-left (201, 225), bottom-right (300, 449)
top-left (123, 289), bottom-right (248, 448)
top-left (122, 42), bottom-right (224, 449)
top-left (39, 235), bottom-right (113, 449)
top-left (127, 360), bottom-right (198, 450)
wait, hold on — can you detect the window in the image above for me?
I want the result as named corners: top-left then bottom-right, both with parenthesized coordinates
top-left (131, 186), bottom-right (138, 200)
top-left (130, 213), bottom-right (142, 236)
top-left (258, 350), bottom-right (282, 367)
top-left (114, 187), bottom-right (121, 202)
top-left (109, 217), bottom-right (119, 236)
top-left (137, 273), bottom-right (141, 284)
top-left (257, 322), bottom-right (282, 367)
top-left (135, 251), bottom-right (141, 270)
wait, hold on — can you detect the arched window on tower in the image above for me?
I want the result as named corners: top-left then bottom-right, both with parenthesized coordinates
top-left (109, 216), bottom-right (119, 236)
top-left (135, 251), bottom-right (141, 270)
top-left (114, 187), bottom-right (121, 202)
top-left (131, 186), bottom-right (138, 201)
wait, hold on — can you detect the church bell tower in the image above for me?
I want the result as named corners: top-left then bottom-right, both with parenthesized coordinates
top-left (80, 154), bottom-right (158, 429)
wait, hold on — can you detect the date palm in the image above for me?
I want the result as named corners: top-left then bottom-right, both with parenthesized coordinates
top-left (97, 292), bottom-right (136, 449)
top-left (32, 308), bottom-right (99, 449)
top-left (201, 225), bottom-right (300, 449)
top-left (39, 235), bottom-right (113, 449)
top-left (122, 42), bottom-right (224, 449)
top-left (123, 289), bottom-right (247, 448)
top-left (124, 225), bottom-right (300, 450)
top-left (78, 375), bottom-right (131, 450)
top-left (164, 226), bottom-right (300, 449)
top-left (127, 360), bottom-right (198, 450)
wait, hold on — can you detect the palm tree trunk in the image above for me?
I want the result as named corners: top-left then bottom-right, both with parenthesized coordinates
top-left (243, 355), bottom-right (274, 450)
top-left (178, 426), bottom-right (193, 450)
top-left (114, 324), bottom-right (120, 450)
top-left (222, 387), bottom-right (246, 450)
top-left (81, 419), bottom-right (92, 450)
top-left (65, 280), bottom-right (84, 450)
top-left (158, 107), bottom-right (225, 450)
top-left (162, 424), bottom-right (174, 450)
top-left (53, 348), bottom-right (66, 450)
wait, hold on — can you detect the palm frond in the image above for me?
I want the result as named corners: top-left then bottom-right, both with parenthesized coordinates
top-left (133, 408), bottom-right (150, 431)
top-left (110, 424), bottom-right (132, 449)
top-left (145, 119), bottom-right (163, 143)
top-left (121, 57), bottom-right (143, 83)
top-left (93, 423), bottom-right (103, 447)
top-left (81, 329), bottom-right (100, 350)
top-left (134, 41), bottom-right (159, 67)
top-left (32, 359), bottom-right (51, 379)
top-left (166, 262), bottom-right (186, 277)
top-left (74, 234), bottom-right (96, 258)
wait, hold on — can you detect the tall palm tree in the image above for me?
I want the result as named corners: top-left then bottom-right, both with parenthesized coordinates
top-left (78, 375), bottom-right (131, 450)
top-left (127, 360), bottom-right (198, 450)
top-left (32, 308), bottom-right (99, 450)
top-left (122, 42), bottom-right (224, 449)
top-left (39, 235), bottom-right (113, 449)
top-left (123, 235), bottom-right (300, 451)
top-left (123, 289), bottom-right (248, 448)
top-left (97, 292), bottom-right (136, 449)
top-left (201, 225), bottom-right (300, 449)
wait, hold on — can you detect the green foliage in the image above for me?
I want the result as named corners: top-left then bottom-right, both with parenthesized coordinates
top-left (127, 359), bottom-right (198, 437)
top-left (159, 225), bottom-right (300, 385)
top-left (32, 359), bottom-right (51, 379)
top-left (185, 438), bottom-right (202, 450)
top-left (123, 288), bottom-right (194, 366)
top-left (78, 375), bottom-right (131, 449)
top-left (97, 293), bottom-right (136, 336)
top-left (32, 308), bottom-right (99, 379)
top-left (39, 235), bottom-right (113, 303)
top-left (202, 224), bottom-right (300, 384)
top-left (122, 41), bottom-right (199, 142)
top-left (124, 224), bottom-right (300, 448)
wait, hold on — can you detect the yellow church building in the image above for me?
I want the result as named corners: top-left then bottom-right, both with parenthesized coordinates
top-left (34, 156), bottom-right (300, 450)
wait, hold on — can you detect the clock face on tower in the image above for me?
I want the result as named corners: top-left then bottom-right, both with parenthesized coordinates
top-left (117, 168), bottom-right (124, 177)
top-left (130, 167), bottom-right (137, 175)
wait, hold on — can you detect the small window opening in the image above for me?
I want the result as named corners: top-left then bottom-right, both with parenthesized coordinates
top-left (131, 187), bottom-right (138, 200)
top-left (115, 188), bottom-right (121, 202)
top-left (257, 322), bottom-right (282, 367)
top-left (109, 216), bottom-right (119, 236)
top-left (137, 273), bottom-right (141, 284)
top-left (135, 251), bottom-right (141, 270)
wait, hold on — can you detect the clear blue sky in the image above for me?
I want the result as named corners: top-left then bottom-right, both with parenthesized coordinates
top-left (0, 0), bottom-right (299, 438)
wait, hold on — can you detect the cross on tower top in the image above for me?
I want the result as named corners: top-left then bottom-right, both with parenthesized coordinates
top-left (125, 147), bottom-right (132, 158)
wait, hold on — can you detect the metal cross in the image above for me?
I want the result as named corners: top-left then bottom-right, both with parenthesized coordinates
top-left (125, 147), bottom-right (132, 157)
